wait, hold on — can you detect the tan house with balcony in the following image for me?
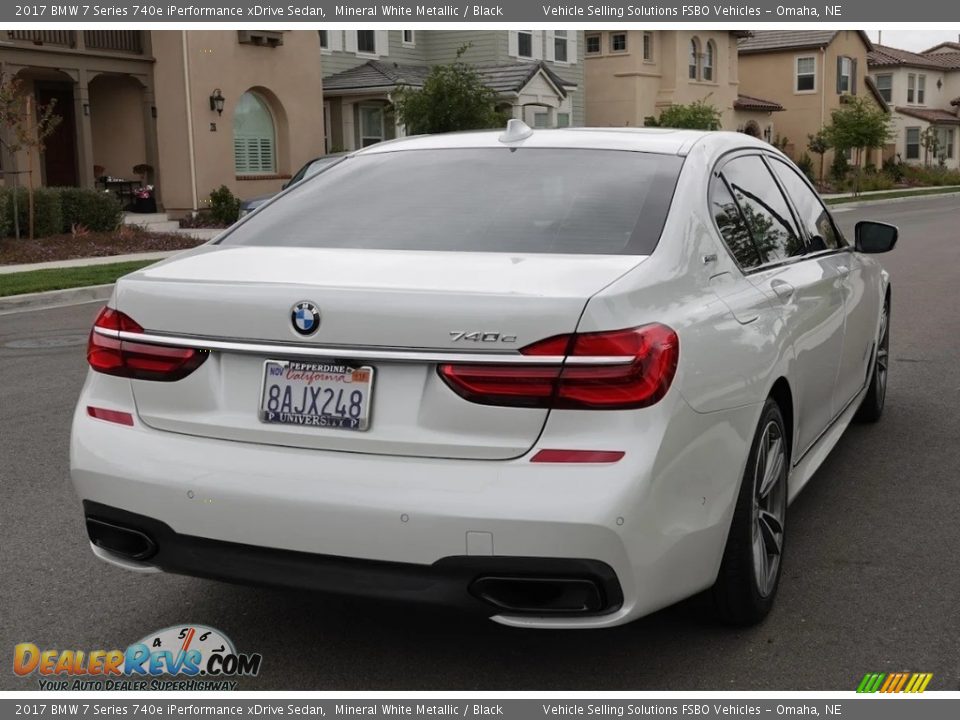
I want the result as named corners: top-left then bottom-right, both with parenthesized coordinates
top-left (738, 30), bottom-right (890, 177)
top-left (584, 30), bottom-right (783, 139)
top-left (868, 43), bottom-right (960, 169)
top-left (0, 30), bottom-right (326, 215)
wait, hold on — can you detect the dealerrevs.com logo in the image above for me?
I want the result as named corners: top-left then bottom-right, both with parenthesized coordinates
top-left (13, 624), bottom-right (262, 690)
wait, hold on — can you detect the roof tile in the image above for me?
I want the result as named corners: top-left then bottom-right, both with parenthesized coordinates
top-left (323, 60), bottom-right (575, 97)
top-left (869, 44), bottom-right (960, 70)
top-left (895, 106), bottom-right (960, 124)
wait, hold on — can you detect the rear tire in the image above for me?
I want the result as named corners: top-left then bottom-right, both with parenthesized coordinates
top-left (855, 297), bottom-right (890, 423)
top-left (712, 398), bottom-right (788, 626)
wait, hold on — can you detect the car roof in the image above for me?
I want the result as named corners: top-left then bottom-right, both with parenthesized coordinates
top-left (353, 127), bottom-right (774, 158)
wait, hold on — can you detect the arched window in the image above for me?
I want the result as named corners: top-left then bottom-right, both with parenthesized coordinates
top-left (233, 91), bottom-right (276, 175)
top-left (704, 40), bottom-right (716, 82)
top-left (689, 38), bottom-right (700, 80)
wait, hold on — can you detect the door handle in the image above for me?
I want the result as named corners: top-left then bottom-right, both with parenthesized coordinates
top-left (769, 279), bottom-right (795, 301)
top-left (835, 264), bottom-right (850, 274)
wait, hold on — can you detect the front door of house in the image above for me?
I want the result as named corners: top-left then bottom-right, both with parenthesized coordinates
top-left (35, 82), bottom-right (78, 187)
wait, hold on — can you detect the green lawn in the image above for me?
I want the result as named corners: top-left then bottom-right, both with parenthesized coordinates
top-left (826, 186), bottom-right (960, 205)
top-left (0, 260), bottom-right (155, 298)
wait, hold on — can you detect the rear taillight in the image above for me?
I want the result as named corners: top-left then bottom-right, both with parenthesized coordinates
top-left (438, 324), bottom-right (678, 410)
top-left (87, 306), bottom-right (208, 382)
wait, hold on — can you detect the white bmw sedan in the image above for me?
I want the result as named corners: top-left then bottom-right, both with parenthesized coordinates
top-left (71, 123), bottom-right (896, 628)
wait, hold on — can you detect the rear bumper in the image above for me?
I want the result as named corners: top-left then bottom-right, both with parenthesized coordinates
top-left (71, 373), bottom-right (760, 628)
top-left (84, 500), bottom-right (623, 616)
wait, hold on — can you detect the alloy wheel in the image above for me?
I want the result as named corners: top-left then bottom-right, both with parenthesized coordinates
top-left (876, 303), bottom-right (890, 407)
top-left (752, 420), bottom-right (787, 598)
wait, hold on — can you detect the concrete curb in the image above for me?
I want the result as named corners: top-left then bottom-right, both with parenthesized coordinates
top-left (0, 283), bottom-right (113, 315)
top-left (827, 190), bottom-right (960, 211)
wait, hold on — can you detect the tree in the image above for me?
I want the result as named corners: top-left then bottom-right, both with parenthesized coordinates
top-left (0, 72), bottom-right (62, 239)
top-left (807, 131), bottom-right (832, 189)
top-left (919, 127), bottom-right (943, 167)
top-left (821, 97), bottom-right (891, 195)
top-left (645, 99), bottom-right (722, 130)
top-left (392, 46), bottom-right (507, 135)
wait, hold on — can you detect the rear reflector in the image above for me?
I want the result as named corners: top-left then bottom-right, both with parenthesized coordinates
top-left (87, 406), bottom-right (134, 426)
top-left (530, 450), bottom-right (625, 463)
top-left (438, 323), bottom-right (679, 410)
top-left (87, 306), bottom-right (208, 382)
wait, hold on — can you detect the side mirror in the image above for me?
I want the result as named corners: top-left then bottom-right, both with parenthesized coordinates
top-left (855, 221), bottom-right (898, 253)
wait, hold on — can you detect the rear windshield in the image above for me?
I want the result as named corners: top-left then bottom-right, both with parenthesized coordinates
top-left (220, 148), bottom-right (683, 255)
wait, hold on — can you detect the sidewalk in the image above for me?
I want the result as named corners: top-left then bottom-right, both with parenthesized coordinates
top-left (0, 227), bottom-right (220, 275)
top-left (821, 184), bottom-right (960, 200)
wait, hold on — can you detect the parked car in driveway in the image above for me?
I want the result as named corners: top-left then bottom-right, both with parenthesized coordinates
top-left (73, 121), bottom-right (897, 628)
top-left (238, 154), bottom-right (346, 218)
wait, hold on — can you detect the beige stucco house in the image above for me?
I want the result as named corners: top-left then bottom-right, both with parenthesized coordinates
top-left (868, 43), bottom-right (960, 169)
top-left (738, 30), bottom-right (890, 175)
top-left (584, 30), bottom-right (782, 138)
top-left (0, 30), bottom-right (326, 215)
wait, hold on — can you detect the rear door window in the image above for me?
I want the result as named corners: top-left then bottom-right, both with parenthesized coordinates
top-left (720, 155), bottom-right (806, 264)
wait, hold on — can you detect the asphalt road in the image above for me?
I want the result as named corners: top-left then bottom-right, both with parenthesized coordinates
top-left (1, 195), bottom-right (959, 691)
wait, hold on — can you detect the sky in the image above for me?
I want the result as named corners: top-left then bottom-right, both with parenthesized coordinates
top-left (870, 30), bottom-right (960, 52)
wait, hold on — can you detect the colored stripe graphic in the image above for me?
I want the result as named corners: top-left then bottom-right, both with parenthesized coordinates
top-left (857, 673), bottom-right (886, 693)
top-left (857, 672), bottom-right (932, 693)
top-left (905, 673), bottom-right (934, 693)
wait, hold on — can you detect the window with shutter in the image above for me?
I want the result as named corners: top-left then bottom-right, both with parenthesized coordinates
top-left (233, 92), bottom-right (276, 175)
top-left (837, 56), bottom-right (852, 94)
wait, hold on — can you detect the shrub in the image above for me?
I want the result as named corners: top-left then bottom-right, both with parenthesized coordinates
top-left (0, 186), bottom-right (62, 238)
top-left (830, 151), bottom-right (850, 183)
top-left (795, 153), bottom-right (815, 182)
top-left (209, 185), bottom-right (240, 226)
top-left (902, 164), bottom-right (960, 187)
top-left (56, 187), bottom-right (83, 233)
top-left (882, 157), bottom-right (906, 183)
top-left (645, 99), bottom-right (722, 131)
top-left (0, 188), bottom-right (8, 238)
top-left (0, 186), bottom-right (121, 237)
top-left (857, 173), bottom-right (895, 192)
top-left (57, 188), bottom-right (123, 232)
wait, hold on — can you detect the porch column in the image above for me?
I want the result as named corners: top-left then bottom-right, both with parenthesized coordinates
top-left (74, 69), bottom-right (95, 189)
top-left (141, 85), bottom-right (162, 208)
top-left (341, 100), bottom-right (356, 151)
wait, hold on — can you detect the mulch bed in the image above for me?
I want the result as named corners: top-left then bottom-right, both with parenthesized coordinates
top-left (0, 228), bottom-right (209, 266)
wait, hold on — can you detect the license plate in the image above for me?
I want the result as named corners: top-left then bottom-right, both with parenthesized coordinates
top-left (258, 360), bottom-right (374, 431)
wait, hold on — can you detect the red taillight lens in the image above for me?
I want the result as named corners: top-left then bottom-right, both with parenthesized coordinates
top-left (438, 323), bottom-right (679, 410)
top-left (87, 306), bottom-right (208, 382)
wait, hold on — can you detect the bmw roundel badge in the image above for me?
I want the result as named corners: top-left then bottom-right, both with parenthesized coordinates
top-left (291, 301), bottom-right (321, 336)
